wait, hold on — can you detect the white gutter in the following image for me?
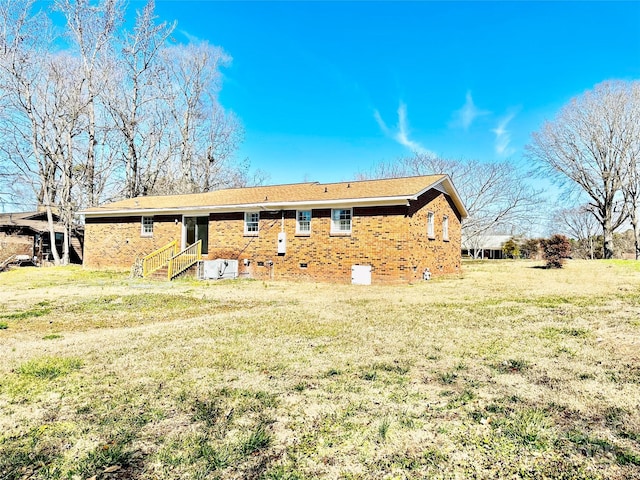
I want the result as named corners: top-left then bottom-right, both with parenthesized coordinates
top-left (80, 195), bottom-right (413, 218)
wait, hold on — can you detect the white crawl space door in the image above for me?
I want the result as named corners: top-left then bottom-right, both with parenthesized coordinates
top-left (351, 265), bottom-right (372, 285)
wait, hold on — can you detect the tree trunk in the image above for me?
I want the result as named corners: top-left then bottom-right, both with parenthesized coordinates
top-left (633, 208), bottom-right (640, 260)
top-left (603, 217), bottom-right (614, 259)
top-left (42, 189), bottom-right (61, 266)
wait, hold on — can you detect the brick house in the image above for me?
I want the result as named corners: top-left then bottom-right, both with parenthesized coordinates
top-left (80, 175), bottom-right (467, 284)
top-left (0, 210), bottom-right (84, 266)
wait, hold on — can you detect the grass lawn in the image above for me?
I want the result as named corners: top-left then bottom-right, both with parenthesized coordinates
top-left (1, 260), bottom-right (639, 479)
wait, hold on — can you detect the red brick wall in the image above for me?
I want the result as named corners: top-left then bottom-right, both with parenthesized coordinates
top-left (84, 215), bottom-right (182, 268)
top-left (83, 191), bottom-right (462, 283)
top-left (0, 233), bottom-right (33, 261)
top-left (205, 191), bottom-right (461, 283)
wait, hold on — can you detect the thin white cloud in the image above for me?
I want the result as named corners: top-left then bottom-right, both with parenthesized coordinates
top-left (451, 91), bottom-right (490, 130)
top-left (492, 112), bottom-right (516, 156)
top-left (373, 109), bottom-right (391, 136)
top-left (180, 29), bottom-right (200, 44)
top-left (374, 102), bottom-right (436, 156)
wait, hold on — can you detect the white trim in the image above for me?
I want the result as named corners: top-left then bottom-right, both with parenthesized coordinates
top-left (412, 175), bottom-right (468, 218)
top-left (81, 196), bottom-right (411, 217)
top-left (79, 175), bottom-right (469, 219)
top-left (182, 214), bottom-right (209, 250)
top-left (427, 211), bottom-right (435, 239)
top-left (244, 211), bottom-right (260, 235)
top-left (331, 208), bottom-right (352, 234)
top-left (296, 209), bottom-right (311, 234)
top-left (141, 216), bottom-right (153, 237)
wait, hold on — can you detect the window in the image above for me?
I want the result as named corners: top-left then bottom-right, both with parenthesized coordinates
top-left (296, 210), bottom-right (311, 234)
top-left (244, 212), bottom-right (259, 235)
top-left (427, 211), bottom-right (435, 238)
top-left (443, 215), bottom-right (449, 241)
top-left (331, 208), bottom-right (352, 234)
top-left (141, 216), bottom-right (153, 236)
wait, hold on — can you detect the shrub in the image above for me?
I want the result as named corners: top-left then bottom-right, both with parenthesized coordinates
top-left (502, 238), bottom-right (520, 259)
top-left (520, 238), bottom-right (541, 259)
top-left (541, 234), bottom-right (572, 268)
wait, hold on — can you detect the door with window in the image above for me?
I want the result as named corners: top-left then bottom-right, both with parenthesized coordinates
top-left (184, 216), bottom-right (209, 254)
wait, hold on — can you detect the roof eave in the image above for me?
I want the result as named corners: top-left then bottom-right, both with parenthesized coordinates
top-left (411, 175), bottom-right (468, 218)
top-left (79, 195), bottom-right (413, 218)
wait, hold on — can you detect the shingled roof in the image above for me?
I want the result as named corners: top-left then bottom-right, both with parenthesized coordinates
top-left (0, 211), bottom-right (66, 234)
top-left (80, 175), bottom-right (468, 218)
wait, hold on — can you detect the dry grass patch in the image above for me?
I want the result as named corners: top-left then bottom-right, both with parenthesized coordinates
top-left (0, 260), bottom-right (639, 479)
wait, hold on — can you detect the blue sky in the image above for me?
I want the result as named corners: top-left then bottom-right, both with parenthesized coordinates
top-left (152, 1), bottom-right (638, 184)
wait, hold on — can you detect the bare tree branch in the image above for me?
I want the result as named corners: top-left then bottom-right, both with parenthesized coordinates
top-left (527, 81), bottom-right (637, 259)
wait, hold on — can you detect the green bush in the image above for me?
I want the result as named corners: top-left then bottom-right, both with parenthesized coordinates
top-left (502, 238), bottom-right (520, 259)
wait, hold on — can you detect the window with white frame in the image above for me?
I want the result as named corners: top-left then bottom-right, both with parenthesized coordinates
top-left (442, 215), bottom-right (449, 241)
top-left (427, 211), bottom-right (435, 238)
top-left (331, 208), bottom-right (352, 234)
top-left (244, 212), bottom-right (259, 234)
top-left (296, 210), bottom-right (311, 234)
top-left (141, 216), bottom-right (153, 236)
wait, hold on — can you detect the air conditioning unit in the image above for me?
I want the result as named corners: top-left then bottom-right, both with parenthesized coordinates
top-left (199, 259), bottom-right (238, 280)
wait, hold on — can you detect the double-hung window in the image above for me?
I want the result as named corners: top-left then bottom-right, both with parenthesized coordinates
top-left (442, 215), bottom-right (449, 241)
top-left (244, 212), bottom-right (259, 235)
top-left (427, 211), bottom-right (435, 238)
top-left (331, 208), bottom-right (352, 234)
top-left (141, 216), bottom-right (153, 237)
top-left (296, 210), bottom-right (311, 234)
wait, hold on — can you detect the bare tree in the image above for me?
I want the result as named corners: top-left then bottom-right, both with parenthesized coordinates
top-left (617, 83), bottom-right (640, 258)
top-left (556, 205), bottom-right (599, 259)
top-left (158, 41), bottom-right (234, 193)
top-left (0, 0), bottom-right (65, 264)
top-left (0, 0), bottom-right (250, 243)
top-left (104, 0), bottom-right (175, 198)
top-left (55, 0), bottom-right (124, 207)
top-left (360, 153), bottom-right (544, 253)
top-left (527, 81), bottom-right (636, 259)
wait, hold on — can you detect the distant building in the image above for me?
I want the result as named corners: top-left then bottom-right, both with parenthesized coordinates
top-left (462, 234), bottom-right (513, 259)
top-left (0, 210), bottom-right (84, 266)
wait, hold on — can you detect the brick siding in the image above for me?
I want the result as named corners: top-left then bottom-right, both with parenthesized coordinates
top-left (0, 233), bottom-right (33, 261)
top-left (83, 191), bottom-right (461, 283)
top-left (84, 215), bottom-right (182, 268)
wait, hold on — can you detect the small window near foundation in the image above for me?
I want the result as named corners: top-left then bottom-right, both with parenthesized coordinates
top-left (300, 263), bottom-right (308, 269)
top-left (257, 261), bottom-right (265, 267)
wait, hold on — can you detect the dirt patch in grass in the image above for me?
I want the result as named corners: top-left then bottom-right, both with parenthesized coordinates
top-left (0, 260), bottom-right (639, 479)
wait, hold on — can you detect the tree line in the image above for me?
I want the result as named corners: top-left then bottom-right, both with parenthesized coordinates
top-left (361, 81), bottom-right (639, 261)
top-left (0, 0), bottom-right (253, 264)
top-left (359, 154), bottom-right (545, 253)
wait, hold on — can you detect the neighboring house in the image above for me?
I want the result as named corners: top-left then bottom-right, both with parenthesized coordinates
top-left (462, 234), bottom-right (513, 259)
top-left (0, 210), bottom-right (84, 265)
top-left (80, 175), bottom-right (468, 284)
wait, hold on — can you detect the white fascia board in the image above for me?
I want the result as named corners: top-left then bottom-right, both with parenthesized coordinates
top-left (80, 195), bottom-right (412, 218)
top-left (412, 175), bottom-right (469, 219)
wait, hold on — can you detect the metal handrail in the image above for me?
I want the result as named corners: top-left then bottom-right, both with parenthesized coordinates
top-left (167, 240), bottom-right (202, 280)
top-left (142, 241), bottom-right (178, 277)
